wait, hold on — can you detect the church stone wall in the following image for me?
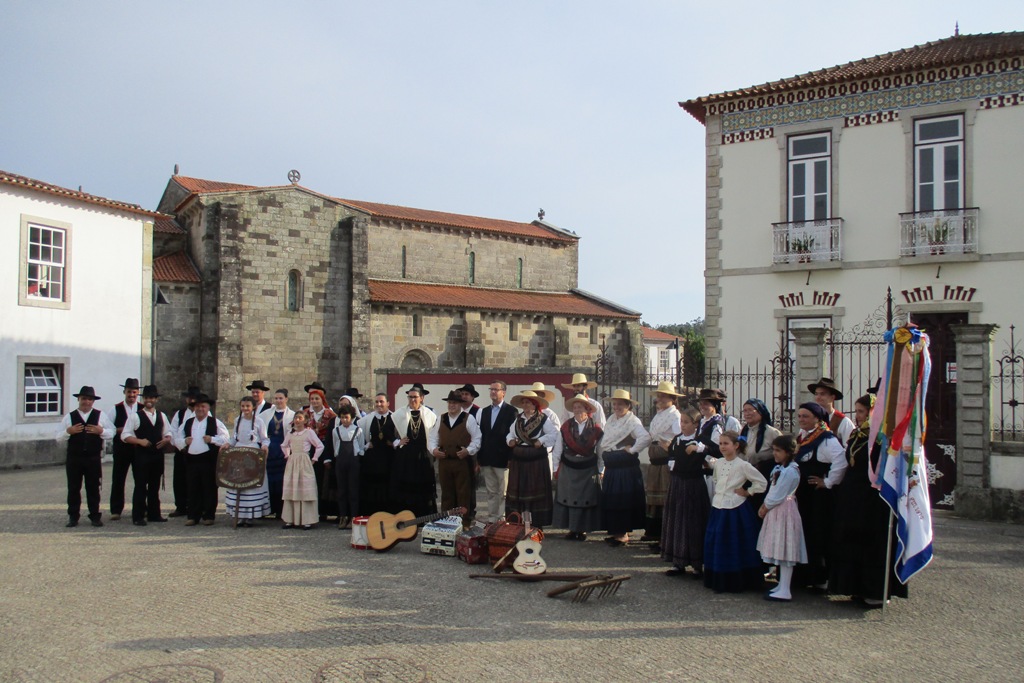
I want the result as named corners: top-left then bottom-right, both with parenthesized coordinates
top-left (153, 282), bottom-right (201, 415)
top-left (367, 222), bottom-right (578, 292)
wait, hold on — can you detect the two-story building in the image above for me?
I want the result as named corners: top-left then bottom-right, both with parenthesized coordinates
top-left (1, 170), bottom-right (161, 466)
top-left (681, 31), bottom-right (1024, 510)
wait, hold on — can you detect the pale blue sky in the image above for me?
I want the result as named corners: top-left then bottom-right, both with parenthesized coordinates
top-left (1, 1), bottom-right (1017, 324)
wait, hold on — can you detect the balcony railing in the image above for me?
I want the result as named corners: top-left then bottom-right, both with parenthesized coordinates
top-left (772, 218), bottom-right (843, 265)
top-left (899, 208), bottom-right (979, 257)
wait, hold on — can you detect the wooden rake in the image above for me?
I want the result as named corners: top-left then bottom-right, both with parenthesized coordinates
top-left (546, 574), bottom-right (631, 603)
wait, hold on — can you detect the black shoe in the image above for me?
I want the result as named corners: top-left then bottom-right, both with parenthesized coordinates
top-left (133, 519), bottom-right (147, 526)
top-left (282, 523), bottom-right (295, 529)
top-left (577, 532), bottom-right (587, 541)
top-left (90, 518), bottom-right (104, 527)
top-left (167, 509), bottom-right (186, 518)
top-left (565, 531), bottom-right (578, 540)
top-left (66, 518), bottom-right (79, 528)
top-left (665, 567), bottom-right (686, 577)
top-left (150, 516), bottom-right (168, 523)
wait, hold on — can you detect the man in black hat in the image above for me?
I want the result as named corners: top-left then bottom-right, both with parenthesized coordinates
top-left (122, 385), bottom-right (173, 526)
top-left (173, 393), bottom-right (229, 526)
top-left (106, 378), bottom-right (140, 520)
top-left (57, 386), bottom-right (115, 527)
top-left (429, 390), bottom-right (481, 527)
top-left (246, 380), bottom-right (274, 416)
top-left (808, 377), bottom-right (854, 447)
top-left (168, 386), bottom-right (201, 517)
top-left (457, 384), bottom-right (481, 419)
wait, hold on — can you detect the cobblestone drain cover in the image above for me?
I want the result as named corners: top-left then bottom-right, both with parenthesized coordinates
top-left (314, 657), bottom-right (429, 682)
top-left (97, 664), bottom-right (223, 683)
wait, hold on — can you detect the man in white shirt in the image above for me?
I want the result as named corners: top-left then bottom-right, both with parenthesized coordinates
top-left (477, 381), bottom-right (518, 522)
top-left (809, 377), bottom-right (855, 447)
top-left (246, 380), bottom-right (274, 416)
top-left (122, 385), bottom-right (173, 526)
top-left (173, 394), bottom-right (229, 526)
top-left (560, 374), bottom-right (606, 427)
top-left (106, 378), bottom-right (140, 521)
top-left (168, 386), bottom-right (200, 517)
top-left (429, 390), bottom-right (482, 527)
top-left (57, 386), bottom-right (115, 527)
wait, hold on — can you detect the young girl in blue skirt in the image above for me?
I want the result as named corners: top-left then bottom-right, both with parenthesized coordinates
top-left (703, 431), bottom-right (767, 593)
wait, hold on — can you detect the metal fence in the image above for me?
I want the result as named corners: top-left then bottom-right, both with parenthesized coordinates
top-left (993, 324), bottom-right (1024, 442)
top-left (705, 344), bottom-right (796, 432)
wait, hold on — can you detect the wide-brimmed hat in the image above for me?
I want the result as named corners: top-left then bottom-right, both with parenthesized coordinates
top-left (406, 383), bottom-right (430, 396)
top-left (141, 385), bottom-right (161, 398)
top-left (246, 380), bottom-right (270, 392)
top-left (444, 390), bottom-right (464, 403)
top-left (304, 381), bottom-right (326, 393)
top-left (120, 378), bottom-right (140, 390)
top-left (344, 387), bottom-right (364, 398)
top-left (530, 382), bottom-right (557, 403)
top-left (193, 393), bottom-right (216, 406)
top-left (564, 394), bottom-right (595, 414)
top-left (510, 390), bottom-right (549, 411)
top-left (653, 381), bottom-right (683, 397)
top-left (561, 373), bottom-right (597, 390)
top-left (73, 386), bottom-right (101, 400)
top-left (697, 388), bottom-right (727, 403)
top-left (456, 383), bottom-right (479, 398)
top-left (181, 386), bottom-right (202, 399)
top-left (807, 377), bottom-right (844, 401)
top-left (608, 389), bottom-right (638, 405)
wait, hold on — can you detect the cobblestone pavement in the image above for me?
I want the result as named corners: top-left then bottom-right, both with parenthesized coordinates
top-left (1, 460), bottom-right (1023, 683)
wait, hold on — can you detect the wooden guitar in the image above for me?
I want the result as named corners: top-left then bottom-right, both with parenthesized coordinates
top-left (366, 507), bottom-right (466, 552)
top-left (510, 511), bottom-right (547, 575)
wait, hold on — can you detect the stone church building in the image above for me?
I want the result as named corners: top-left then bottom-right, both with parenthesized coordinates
top-left (152, 174), bottom-right (643, 412)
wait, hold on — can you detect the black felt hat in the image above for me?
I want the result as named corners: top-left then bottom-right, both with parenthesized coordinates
top-left (246, 380), bottom-right (271, 392)
top-left (304, 381), bottom-right (326, 393)
top-left (120, 378), bottom-right (140, 390)
top-left (406, 383), bottom-right (430, 396)
top-left (456, 383), bottom-right (479, 398)
top-left (73, 386), bottom-right (101, 400)
top-left (807, 377), bottom-right (844, 401)
top-left (344, 387), bottom-right (364, 398)
top-left (141, 385), bottom-right (161, 398)
top-left (193, 393), bottom-right (216, 406)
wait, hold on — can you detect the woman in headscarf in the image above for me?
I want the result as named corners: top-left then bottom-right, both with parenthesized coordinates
top-left (303, 383), bottom-right (337, 522)
top-left (552, 394), bottom-right (604, 540)
top-left (794, 401), bottom-right (847, 589)
top-left (598, 389), bottom-right (652, 546)
top-left (739, 398), bottom-right (783, 510)
top-left (264, 389), bottom-right (294, 519)
top-left (828, 393), bottom-right (908, 607)
top-left (505, 390), bottom-right (558, 526)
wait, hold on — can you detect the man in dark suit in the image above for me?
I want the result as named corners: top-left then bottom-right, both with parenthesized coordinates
top-left (477, 380), bottom-right (519, 523)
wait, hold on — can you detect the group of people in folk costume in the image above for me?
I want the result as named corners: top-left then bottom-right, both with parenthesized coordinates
top-left (61, 372), bottom-right (904, 606)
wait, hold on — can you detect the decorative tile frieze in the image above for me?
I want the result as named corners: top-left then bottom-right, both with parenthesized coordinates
top-left (845, 110), bottom-right (901, 127)
top-left (722, 127), bottom-right (774, 144)
top-left (980, 92), bottom-right (1024, 108)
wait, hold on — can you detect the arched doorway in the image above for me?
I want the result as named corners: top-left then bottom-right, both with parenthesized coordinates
top-left (401, 349), bottom-right (432, 370)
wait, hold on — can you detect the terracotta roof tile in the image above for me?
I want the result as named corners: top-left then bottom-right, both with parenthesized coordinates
top-left (1, 169), bottom-right (163, 218)
top-left (172, 176), bottom-right (259, 193)
top-left (642, 326), bottom-right (678, 341)
top-left (154, 216), bottom-right (185, 234)
top-left (681, 32), bottom-right (1024, 123)
top-left (153, 251), bottom-right (201, 283)
top-left (368, 280), bottom-right (640, 319)
top-left (336, 198), bottom-right (577, 243)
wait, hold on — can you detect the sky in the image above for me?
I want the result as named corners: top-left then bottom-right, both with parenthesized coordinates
top-left (1, 1), bottom-right (1017, 325)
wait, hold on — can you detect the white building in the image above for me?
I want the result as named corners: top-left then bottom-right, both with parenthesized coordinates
top-left (1, 170), bottom-right (160, 466)
top-left (680, 31), bottom-right (1024, 509)
top-left (641, 325), bottom-right (680, 383)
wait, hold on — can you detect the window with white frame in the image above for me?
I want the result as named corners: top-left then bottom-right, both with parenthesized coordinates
top-left (788, 133), bottom-right (831, 222)
top-left (658, 348), bottom-right (670, 374)
top-left (914, 115), bottom-right (964, 211)
top-left (19, 216), bottom-right (72, 308)
top-left (24, 363), bottom-right (64, 417)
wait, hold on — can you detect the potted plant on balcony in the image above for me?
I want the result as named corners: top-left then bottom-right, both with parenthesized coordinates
top-left (789, 236), bottom-right (815, 263)
top-left (925, 217), bottom-right (951, 255)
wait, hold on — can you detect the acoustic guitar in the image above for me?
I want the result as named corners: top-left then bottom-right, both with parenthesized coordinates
top-left (366, 507), bottom-right (467, 552)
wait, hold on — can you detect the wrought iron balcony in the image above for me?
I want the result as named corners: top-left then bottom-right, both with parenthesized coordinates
top-left (772, 218), bottom-right (843, 265)
top-left (899, 208), bottom-right (979, 257)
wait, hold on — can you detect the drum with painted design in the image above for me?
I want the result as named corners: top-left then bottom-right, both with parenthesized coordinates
top-left (350, 516), bottom-right (370, 549)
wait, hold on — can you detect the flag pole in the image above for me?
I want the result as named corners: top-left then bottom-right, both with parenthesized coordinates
top-left (881, 507), bottom-right (895, 617)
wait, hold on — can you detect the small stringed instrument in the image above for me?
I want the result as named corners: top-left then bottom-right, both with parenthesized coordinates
top-left (511, 511), bottom-right (547, 575)
top-left (366, 507), bottom-right (467, 552)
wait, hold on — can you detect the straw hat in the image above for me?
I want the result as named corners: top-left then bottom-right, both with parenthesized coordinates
top-left (697, 388), bottom-right (727, 402)
top-left (653, 381), bottom-right (682, 397)
top-left (561, 373), bottom-right (597, 390)
top-left (530, 382), bottom-right (557, 403)
top-left (510, 390), bottom-right (549, 411)
top-left (608, 388), bottom-right (637, 405)
top-left (564, 394), bottom-right (595, 414)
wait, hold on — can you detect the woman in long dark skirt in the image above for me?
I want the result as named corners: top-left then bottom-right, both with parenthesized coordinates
top-left (264, 389), bottom-right (294, 519)
top-left (661, 408), bottom-right (711, 578)
top-left (357, 393), bottom-right (399, 515)
top-left (505, 390), bottom-right (558, 526)
top-left (828, 393), bottom-right (908, 607)
top-left (599, 390), bottom-right (652, 546)
top-left (552, 394), bottom-right (604, 539)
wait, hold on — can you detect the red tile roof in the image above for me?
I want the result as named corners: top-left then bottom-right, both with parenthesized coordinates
top-left (642, 326), bottom-right (678, 342)
top-left (153, 251), bottom-right (201, 283)
top-left (154, 216), bottom-right (185, 234)
top-left (171, 176), bottom-right (259, 193)
top-left (335, 198), bottom-right (576, 243)
top-left (1, 169), bottom-right (163, 218)
top-left (681, 32), bottom-right (1024, 123)
top-left (167, 174), bottom-right (575, 243)
top-left (368, 280), bottom-right (640, 319)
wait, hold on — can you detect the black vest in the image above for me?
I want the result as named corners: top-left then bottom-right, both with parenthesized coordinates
top-left (68, 410), bottom-right (103, 457)
top-left (183, 416), bottom-right (218, 454)
top-left (114, 402), bottom-right (135, 444)
top-left (135, 410), bottom-right (165, 454)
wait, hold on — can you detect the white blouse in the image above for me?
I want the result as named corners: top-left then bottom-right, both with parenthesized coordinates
top-left (708, 456), bottom-right (766, 510)
top-left (648, 405), bottom-right (682, 443)
top-left (231, 414), bottom-right (269, 448)
top-left (597, 412), bottom-right (651, 457)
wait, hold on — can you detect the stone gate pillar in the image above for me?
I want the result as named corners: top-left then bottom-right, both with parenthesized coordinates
top-left (790, 328), bottom-right (827, 406)
top-left (950, 323), bottom-right (998, 519)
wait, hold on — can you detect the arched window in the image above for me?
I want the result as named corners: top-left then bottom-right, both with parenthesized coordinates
top-left (287, 270), bottom-right (302, 311)
top-left (401, 246), bottom-right (407, 278)
top-left (468, 251), bottom-right (476, 285)
top-left (516, 258), bottom-right (523, 288)
top-left (590, 324), bottom-right (598, 345)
